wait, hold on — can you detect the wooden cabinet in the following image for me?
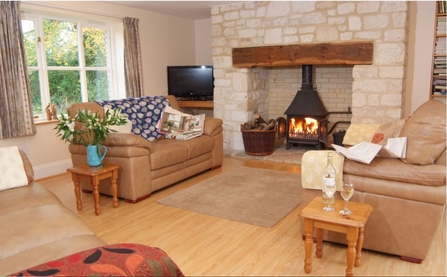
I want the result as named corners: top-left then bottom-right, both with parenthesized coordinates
top-left (430, 1), bottom-right (446, 100)
top-left (177, 101), bottom-right (214, 109)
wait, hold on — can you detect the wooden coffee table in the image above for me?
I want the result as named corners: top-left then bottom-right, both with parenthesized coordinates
top-left (67, 163), bottom-right (120, 216)
top-left (299, 197), bottom-right (373, 276)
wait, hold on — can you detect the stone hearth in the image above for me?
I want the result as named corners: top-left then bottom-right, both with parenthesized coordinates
top-left (211, 1), bottom-right (408, 152)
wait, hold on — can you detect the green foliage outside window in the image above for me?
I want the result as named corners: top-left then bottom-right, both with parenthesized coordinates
top-left (22, 17), bottom-right (111, 116)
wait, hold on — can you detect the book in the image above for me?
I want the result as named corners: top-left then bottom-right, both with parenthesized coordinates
top-left (164, 130), bottom-right (203, 140)
top-left (332, 137), bottom-right (407, 164)
top-left (157, 106), bottom-right (205, 139)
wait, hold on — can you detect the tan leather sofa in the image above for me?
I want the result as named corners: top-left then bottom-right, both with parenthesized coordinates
top-left (67, 96), bottom-right (224, 203)
top-left (0, 151), bottom-right (106, 276)
top-left (300, 100), bottom-right (446, 262)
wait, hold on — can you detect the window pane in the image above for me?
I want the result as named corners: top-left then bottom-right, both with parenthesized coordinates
top-left (28, 70), bottom-right (42, 114)
top-left (21, 20), bottom-right (38, 67)
top-left (83, 27), bottom-right (108, 67)
top-left (87, 70), bottom-right (110, 101)
top-left (44, 19), bottom-right (79, 67)
top-left (48, 70), bottom-right (81, 113)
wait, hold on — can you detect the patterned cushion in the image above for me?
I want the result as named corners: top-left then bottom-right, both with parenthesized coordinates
top-left (342, 124), bottom-right (381, 146)
top-left (96, 96), bottom-right (170, 141)
top-left (371, 119), bottom-right (406, 146)
top-left (0, 146), bottom-right (29, 191)
top-left (10, 244), bottom-right (184, 277)
top-left (301, 150), bottom-right (345, 191)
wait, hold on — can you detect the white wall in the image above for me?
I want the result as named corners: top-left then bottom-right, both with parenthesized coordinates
top-left (195, 18), bottom-right (213, 65)
top-left (408, 1), bottom-right (437, 114)
top-left (0, 1), bottom-right (197, 179)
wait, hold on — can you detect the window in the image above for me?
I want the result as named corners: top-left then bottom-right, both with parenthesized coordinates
top-left (21, 12), bottom-right (124, 118)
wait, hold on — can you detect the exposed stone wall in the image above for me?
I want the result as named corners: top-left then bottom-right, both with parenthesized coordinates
top-left (211, 1), bottom-right (408, 152)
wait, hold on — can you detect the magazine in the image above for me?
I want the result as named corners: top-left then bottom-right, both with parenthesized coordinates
top-left (332, 137), bottom-right (407, 164)
top-left (157, 106), bottom-right (205, 140)
top-left (164, 130), bottom-right (203, 140)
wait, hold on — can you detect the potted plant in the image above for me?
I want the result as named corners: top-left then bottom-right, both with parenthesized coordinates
top-left (54, 108), bottom-right (127, 166)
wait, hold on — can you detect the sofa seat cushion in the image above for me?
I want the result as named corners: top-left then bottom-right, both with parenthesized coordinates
top-left (344, 157), bottom-right (446, 187)
top-left (9, 243), bottom-right (184, 277)
top-left (150, 141), bottom-right (188, 170)
top-left (0, 235), bottom-right (106, 276)
top-left (165, 136), bottom-right (214, 160)
top-left (0, 204), bottom-right (98, 260)
top-left (0, 183), bottom-right (61, 214)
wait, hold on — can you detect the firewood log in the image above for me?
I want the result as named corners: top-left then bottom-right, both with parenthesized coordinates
top-left (253, 114), bottom-right (267, 124)
top-left (265, 119), bottom-right (276, 130)
top-left (241, 122), bottom-right (253, 130)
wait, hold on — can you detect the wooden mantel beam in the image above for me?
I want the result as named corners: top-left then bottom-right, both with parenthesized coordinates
top-left (232, 42), bottom-right (374, 68)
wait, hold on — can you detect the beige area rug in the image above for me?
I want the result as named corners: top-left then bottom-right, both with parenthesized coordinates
top-left (228, 139), bottom-right (318, 165)
top-left (157, 167), bottom-right (301, 228)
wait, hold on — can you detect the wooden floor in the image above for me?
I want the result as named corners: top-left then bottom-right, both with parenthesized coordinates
top-left (38, 156), bottom-right (446, 276)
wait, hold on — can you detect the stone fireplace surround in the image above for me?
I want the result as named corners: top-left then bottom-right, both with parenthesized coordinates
top-left (211, 1), bottom-right (408, 152)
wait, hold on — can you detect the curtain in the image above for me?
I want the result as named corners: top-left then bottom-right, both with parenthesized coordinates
top-left (0, 1), bottom-right (36, 138)
top-left (123, 17), bottom-right (144, 98)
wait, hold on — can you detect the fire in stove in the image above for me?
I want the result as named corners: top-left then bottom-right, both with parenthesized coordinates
top-left (289, 117), bottom-right (319, 140)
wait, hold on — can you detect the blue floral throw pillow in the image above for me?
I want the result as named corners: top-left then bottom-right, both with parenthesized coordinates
top-left (96, 96), bottom-right (170, 141)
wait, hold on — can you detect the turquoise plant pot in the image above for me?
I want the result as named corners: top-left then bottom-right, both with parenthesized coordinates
top-left (86, 145), bottom-right (107, 167)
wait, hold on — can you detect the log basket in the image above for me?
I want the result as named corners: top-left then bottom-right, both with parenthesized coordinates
top-left (240, 125), bottom-right (277, 156)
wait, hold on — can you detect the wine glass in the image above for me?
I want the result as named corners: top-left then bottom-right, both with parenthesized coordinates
top-left (340, 182), bottom-right (354, 215)
top-left (323, 182), bottom-right (336, 211)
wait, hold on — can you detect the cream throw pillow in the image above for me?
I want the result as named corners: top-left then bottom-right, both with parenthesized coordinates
top-left (301, 150), bottom-right (345, 191)
top-left (0, 146), bottom-right (29, 191)
top-left (371, 119), bottom-right (406, 146)
top-left (342, 124), bottom-right (381, 146)
top-left (104, 106), bottom-right (133, 134)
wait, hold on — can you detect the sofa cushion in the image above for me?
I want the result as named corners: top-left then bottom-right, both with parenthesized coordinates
top-left (0, 204), bottom-right (98, 260)
top-left (150, 141), bottom-right (188, 170)
top-left (343, 157), bottom-right (446, 187)
top-left (371, 119), bottom-right (405, 145)
top-left (0, 146), bottom-right (29, 191)
top-left (342, 124), bottom-right (380, 146)
top-left (0, 235), bottom-right (106, 276)
top-left (399, 100), bottom-right (446, 165)
top-left (9, 243), bottom-right (184, 277)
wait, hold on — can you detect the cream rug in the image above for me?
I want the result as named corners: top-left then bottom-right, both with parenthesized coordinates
top-left (157, 167), bottom-right (301, 228)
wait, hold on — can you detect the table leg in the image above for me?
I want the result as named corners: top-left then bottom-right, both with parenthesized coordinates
top-left (111, 169), bottom-right (119, 208)
top-left (316, 228), bottom-right (324, 258)
top-left (92, 176), bottom-right (100, 216)
top-left (71, 174), bottom-right (82, 211)
top-left (345, 228), bottom-right (358, 277)
top-left (303, 219), bottom-right (314, 274)
top-left (355, 227), bottom-right (365, 267)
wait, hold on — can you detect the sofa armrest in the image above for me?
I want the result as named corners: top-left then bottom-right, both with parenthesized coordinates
top-left (203, 118), bottom-right (223, 137)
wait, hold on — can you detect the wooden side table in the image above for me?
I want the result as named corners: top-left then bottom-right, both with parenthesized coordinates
top-left (67, 163), bottom-right (120, 216)
top-left (298, 197), bottom-right (373, 276)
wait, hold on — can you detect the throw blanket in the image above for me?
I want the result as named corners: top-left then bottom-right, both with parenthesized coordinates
top-left (301, 150), bottom-right (345, 190)
top-left (10, 243), bottom-right (184, 277)
top-left (96, 96), bottom-right (171, 141)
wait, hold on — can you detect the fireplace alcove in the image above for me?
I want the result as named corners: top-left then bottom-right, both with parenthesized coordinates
top-left (232, 42), bottom-right (374, 149)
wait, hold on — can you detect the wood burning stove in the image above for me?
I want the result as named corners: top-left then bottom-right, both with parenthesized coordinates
top-left (283, 65), bottom-right (329, 150)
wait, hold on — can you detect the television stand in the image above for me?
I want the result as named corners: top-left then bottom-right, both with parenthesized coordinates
top-left (177, 100), bottom-right (214, 109)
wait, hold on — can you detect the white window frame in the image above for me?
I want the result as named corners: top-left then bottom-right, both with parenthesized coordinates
top-left (21, 10), bottom-right (125, 121)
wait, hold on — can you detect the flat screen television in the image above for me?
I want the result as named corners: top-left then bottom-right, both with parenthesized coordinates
top-left (167, 65), bottom-right (214, 100)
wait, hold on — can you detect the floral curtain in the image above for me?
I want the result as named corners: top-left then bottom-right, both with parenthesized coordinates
top-left (0, 1), bottom-right (36, 138)
top-left (123, 17), bottom-right (144, 98)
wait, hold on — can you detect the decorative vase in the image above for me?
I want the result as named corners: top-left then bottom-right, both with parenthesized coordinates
top-left (86, 145), bottom-right (107, 167)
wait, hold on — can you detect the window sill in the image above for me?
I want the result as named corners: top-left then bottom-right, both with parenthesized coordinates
top-left (34, 119), bottom-right (59, 126)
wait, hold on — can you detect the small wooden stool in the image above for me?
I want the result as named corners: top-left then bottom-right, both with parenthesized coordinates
top-left (67, 163), bottom-right (120, 216)
top-left (299, 197), bottom-right (373, 276)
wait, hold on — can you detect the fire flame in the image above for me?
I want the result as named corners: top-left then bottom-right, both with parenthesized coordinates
top-left (290, 117), bottom-right (318, 134)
